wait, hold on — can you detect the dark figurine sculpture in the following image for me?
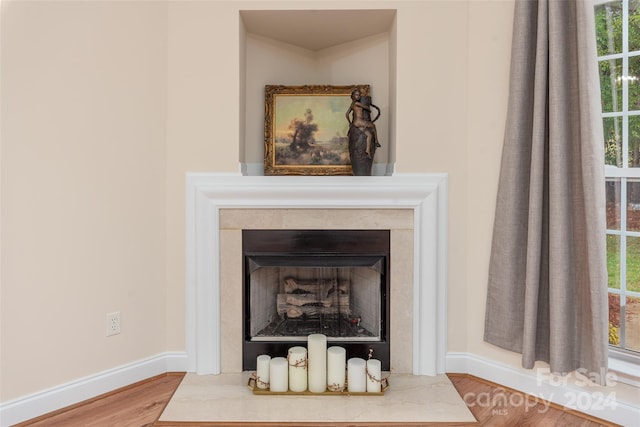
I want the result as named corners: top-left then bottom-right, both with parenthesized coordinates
top-left (346, 88), bottom-right (381, 176)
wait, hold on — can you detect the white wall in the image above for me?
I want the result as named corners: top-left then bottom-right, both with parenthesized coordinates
top-left (464, 0), bottom-right (520, 366)
top-left (4, 1), bottom-right (636, 421)
top-left (392, 0), bottom-right (471, 355)
top-left (165, 0), bottom-right (475, 355)
top-left (0, 0), bottom-right (503, 402)
top-left (1, 0), bottom-right (168, 401)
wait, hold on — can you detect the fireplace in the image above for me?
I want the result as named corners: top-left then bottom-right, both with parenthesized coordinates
top-left (242, 229), bottom-right (390, 370)
top-left (185, 174), bottom-right (447, 376)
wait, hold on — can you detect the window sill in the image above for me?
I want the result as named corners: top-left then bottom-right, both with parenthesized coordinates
top-left (609, 348), bottom-right (640, 387)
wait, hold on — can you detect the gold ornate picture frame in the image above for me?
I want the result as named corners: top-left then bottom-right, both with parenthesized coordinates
top-left (264, 84), bottom-right (369, 176)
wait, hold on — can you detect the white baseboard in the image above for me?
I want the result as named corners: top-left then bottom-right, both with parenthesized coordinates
top-left (446, 352), bottom-right (640, 427)
top-left (0, 351), bottom-right (188, 427)
top-left (4, 351), bottom-right (636, 427)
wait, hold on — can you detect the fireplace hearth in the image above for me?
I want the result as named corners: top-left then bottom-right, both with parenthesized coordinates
top-left (242, 229), bottom-right (390, 370)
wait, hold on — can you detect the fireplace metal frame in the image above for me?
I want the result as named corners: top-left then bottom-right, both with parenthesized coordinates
top-left (242, 229), bottom-right (391, 370)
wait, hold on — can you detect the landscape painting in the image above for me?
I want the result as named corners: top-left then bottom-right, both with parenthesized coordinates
top-left (264, 84), bottom-right (369, 176)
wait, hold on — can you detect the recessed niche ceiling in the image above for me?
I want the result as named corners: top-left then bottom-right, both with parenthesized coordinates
top-left (240, 10), bottom-right (396, 51)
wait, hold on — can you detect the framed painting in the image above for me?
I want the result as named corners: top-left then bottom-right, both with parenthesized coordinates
top-left (264, 84), bottom-right (369, 176)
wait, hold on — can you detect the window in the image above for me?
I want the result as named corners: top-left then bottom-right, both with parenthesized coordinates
top-left (595, 0), bottom-right (640, 356)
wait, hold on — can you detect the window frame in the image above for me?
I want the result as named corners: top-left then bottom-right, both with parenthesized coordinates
top-left (596, 0), bottom-right (640, 383)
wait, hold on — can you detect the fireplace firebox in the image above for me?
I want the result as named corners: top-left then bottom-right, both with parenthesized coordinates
top-left (243, 229), bottom-right (390, 370)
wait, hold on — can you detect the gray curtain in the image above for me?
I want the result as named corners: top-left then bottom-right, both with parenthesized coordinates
top-left (484, 0), bottom-right (608, 382)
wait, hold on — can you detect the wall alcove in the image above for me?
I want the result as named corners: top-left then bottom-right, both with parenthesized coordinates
top-left (239, 9), bottom-right (397, 176)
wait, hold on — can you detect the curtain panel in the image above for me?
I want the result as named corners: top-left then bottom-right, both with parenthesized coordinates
top-left (484, 0), bottom-right (608, 382)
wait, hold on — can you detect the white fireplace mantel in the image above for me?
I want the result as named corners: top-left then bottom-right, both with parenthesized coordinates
top-left (185, 173), bottom-right (448, 376)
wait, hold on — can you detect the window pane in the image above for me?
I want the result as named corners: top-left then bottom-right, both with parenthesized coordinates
top-left (608, 234), bottom-right (621, 289)
top-left (599, 59), bottom-right (623, 112)
top-left (609, 292), bottom-right (621, 347)
top-left (631, 115), bottom-right (640, 168)
top-left (629, 180), bottom-right (640, 231)
top-left (630, 55), bottom-right (640, 111)
top-left (628, 236), bottom-right (640, 291)
top-left (625, 295), bottom-right (640, 351)
top-left (630, 0), bottom-right (640, 52)
top-left (596, 1), bottom-right (623, 56)
top-left (604, 116), bottom-right (623, 166)
top-left (607, 178), bottom-right (621, 230)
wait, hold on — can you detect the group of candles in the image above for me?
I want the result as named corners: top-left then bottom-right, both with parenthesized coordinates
top-left (255, 333), bottom-right (383, 393)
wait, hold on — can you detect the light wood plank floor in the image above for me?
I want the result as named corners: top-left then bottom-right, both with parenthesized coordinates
top-left (14, 373), bottom-right (619, 426)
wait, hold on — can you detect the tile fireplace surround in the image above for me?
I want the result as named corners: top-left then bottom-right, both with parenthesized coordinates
top-left (185, 173), bottom-right (447, 376)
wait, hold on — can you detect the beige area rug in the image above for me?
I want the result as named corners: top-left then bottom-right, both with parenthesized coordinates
top-left (157, 372), bottom-right (477, 425)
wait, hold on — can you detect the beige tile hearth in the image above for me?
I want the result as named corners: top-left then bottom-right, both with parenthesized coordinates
top-left (158, 372), bottom-right (477, 424)
top-left (217, 208), bottom-right (416, 374)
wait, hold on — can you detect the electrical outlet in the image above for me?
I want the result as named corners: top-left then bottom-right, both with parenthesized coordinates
top-left (106, 312), bottom-right (121, 336)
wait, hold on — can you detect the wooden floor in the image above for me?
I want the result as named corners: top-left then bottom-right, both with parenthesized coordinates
top-left (14, 373), bottom-right (619, 427)
top-left (447, 374), bottom-right (618, 427)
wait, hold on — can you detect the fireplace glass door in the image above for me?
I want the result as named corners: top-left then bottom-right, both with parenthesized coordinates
top-left (247, 259), bottom-right (383, 341)
top-left (243, 230), bottom-right (390, 370)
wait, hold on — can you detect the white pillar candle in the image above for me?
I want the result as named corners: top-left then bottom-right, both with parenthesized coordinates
top-left (307, 333), bottom-right (327, 393)
top-left (287, 346), bottom-right (308, 392)
top-left (347, 357), bottom-right (367, 392)
top-left (269, 357), bottom-right (288, 392)
top-left (326, 346), bottom-right (346, 391)
top-left (255, 354), bottom-right (271, 390)
top-left (366, 359), bottom-right (382, 393)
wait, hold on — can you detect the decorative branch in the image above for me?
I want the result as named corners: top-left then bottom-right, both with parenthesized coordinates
top-left (286, 354), bottom-right (308, 369)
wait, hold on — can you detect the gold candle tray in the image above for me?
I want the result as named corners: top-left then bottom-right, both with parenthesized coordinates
top-left (247, 375), bottom-right (389, 396)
